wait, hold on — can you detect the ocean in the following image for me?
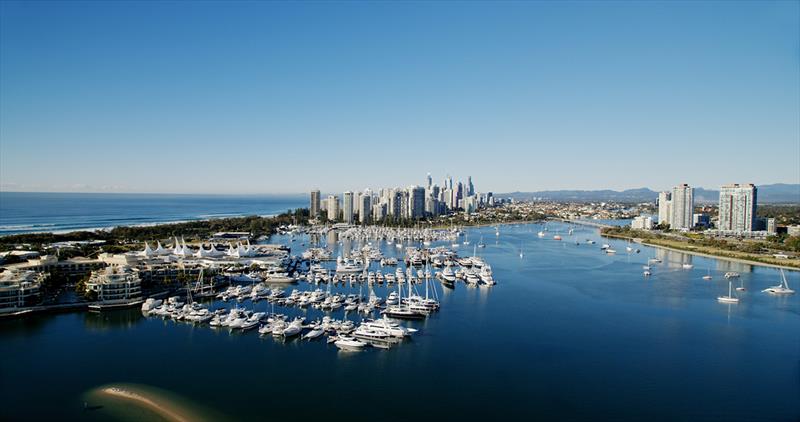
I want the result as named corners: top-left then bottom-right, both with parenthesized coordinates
top-left (0, 192), bottom-right (307, 236)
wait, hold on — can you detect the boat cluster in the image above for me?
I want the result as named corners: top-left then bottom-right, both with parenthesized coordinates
top-left (338, 226), bottom-right (458, 244)
top-left (141, 296), bottom-right (418, 351)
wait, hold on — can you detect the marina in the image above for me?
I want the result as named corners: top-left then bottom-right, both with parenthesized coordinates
top-left (1, 221), bottom-right (798, 421)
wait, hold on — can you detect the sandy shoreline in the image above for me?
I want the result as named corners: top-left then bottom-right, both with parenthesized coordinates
top-left (98, 386), bottom-right (194, 422)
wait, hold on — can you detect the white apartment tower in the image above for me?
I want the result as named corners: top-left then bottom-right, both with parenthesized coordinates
top-left (718, 184), bottom-right (757, 233)
top-left (658, 191), bottom-right (672, 226)
top-left (342, 191), bottom-right (354, 224)
top-left (670, 184), bottom-right (693, 230)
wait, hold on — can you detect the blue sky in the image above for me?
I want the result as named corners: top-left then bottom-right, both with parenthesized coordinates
top-left (1, 1), bottom-right (798, 194)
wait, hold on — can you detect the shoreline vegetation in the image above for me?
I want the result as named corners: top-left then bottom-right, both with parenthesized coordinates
top-left (601, 227), bottom-right (800, 271)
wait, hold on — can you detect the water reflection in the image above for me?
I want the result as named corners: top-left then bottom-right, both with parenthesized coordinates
top-left (83, 309), bottom-right (144, 331)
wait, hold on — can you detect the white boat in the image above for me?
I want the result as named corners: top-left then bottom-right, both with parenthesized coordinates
top-left (762, 269), bottom-right (795, 295)
top-left (643, 271), bottom-right (651, 277)
top-left (718, 280), bottom-right (739, 304)
top-left (303, 325), bottom-right (325, 340)
top-left (682, 263), bottom-right (694, 270)
top-left (537, 231), bottom-right (545, 238)
top-left (141, 298), bottom-right (163, 312)
top-left (335, 336), bottom-right (368, 351)
top-left (724, 272), bottom-right (740, 279)
top-left (702, 268), bottom-right (712, 280)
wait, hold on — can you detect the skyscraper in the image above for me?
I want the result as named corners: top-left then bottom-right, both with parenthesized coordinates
top-left (310, 190), bottom-right (321, 217)
top-left (468, 176), bottom-right (474, 196)
top-left (359, 190), bottom-right (371, 224)
top-left (343, 191), bottom-right (354, 224)
top-left (409, 185), bottom-right (426, 219)
top-left (327, 195), bottom-right (339, 222)
top-left (670, 184), bottom-right (693, 230)
top-left (718, 184), bottom-right (758, 233)
top-left (657, 191), bottom-right (672, 225)
top-left (426, 173), bottom-right (432, 189)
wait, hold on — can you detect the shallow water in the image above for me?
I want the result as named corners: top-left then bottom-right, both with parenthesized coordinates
top-left (1, 222), bottom-right (798, 421)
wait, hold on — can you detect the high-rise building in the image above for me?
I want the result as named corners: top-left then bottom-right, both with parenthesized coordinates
top-left (426, 173), bottom-right (432, 189)
top-left (468, 176), bottom-right (474, 196)
top-left (670, 184), bottom-right (693, 230)
top-left (718, 184), bottom-right (758, 233)
top-left (327, 195), bottom-right (339, 222)
top-left (409, 185), bottom-right (426, 219)
top-left (342, 191), bottom-right (354, 224)
top-left (359, 190), bottom-right (371, 224)
top-left (389, 189), bottom-right (402, 218)
top-left (310, 190), bottom-right (321, 217)
top-left (657, 191), bottom-right (672, 225)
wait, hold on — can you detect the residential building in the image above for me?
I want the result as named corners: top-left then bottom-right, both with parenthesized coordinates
top-left (670, 184), bottom-right (693, 230)
top-left (86, 266), bottom-right (142, 302)
top-left (718, 183), bottom-right (757, 234)
top-left (0, 270), bottom-right (46, 309)
top-left (343, 191), bottom-right (354, 224)
top-left (310, 190), bottom-right (321, 217)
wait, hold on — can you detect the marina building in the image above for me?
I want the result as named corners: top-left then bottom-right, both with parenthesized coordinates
top-left (0, 270), bottom-right (46, 309)
top-left (670, 184), bottom-right (693, 230)
top-left (86, 266), bottom-right (142, 302)
top-left (310, 190), bottom-right (321, 217)
top-left (717, 184), bottom-right (757, 234)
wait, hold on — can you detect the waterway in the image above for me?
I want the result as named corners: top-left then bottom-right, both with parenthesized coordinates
top-left (1, 222), bottom-right (798, 421)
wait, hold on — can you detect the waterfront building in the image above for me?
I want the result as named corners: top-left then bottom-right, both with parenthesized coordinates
top-left (343, 191), bottom-right (354, 224)
top-left (468, 176), bottom-right (475, 196)
top-left (359, 191), bottom-right (371, 224)
top-left (718, 184), bottom-right (758, 234)
top-left (310, 190), bottom-right (321, 217)
top-left (0, 270), bottom-right (46, 309)
top-left (631, 216), bottom-right (654, 230)
top-left (657, 191), bottom-right (672, 226)
top-left (86, 266), bottom-right (142, 302)
top-left (389, 189), bottom-right (402, 217)
top-left (327, 195), bottom-right (339, 222)
top-left (670, 184), bottom-right (693, 230)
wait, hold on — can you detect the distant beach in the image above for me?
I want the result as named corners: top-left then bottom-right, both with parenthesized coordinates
top-left (0, 192), bottom-right (305, 236)
top-left (84, 383), bottom-right (228, 422)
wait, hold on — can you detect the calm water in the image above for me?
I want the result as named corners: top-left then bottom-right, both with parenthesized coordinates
top-left (0, 192), bottom-right (306, 236)
top-left (1, 222), bottom-right (799, 421)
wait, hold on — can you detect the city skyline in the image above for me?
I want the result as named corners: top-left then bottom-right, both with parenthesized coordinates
top-left (1, 1), bottom-right (798, 194)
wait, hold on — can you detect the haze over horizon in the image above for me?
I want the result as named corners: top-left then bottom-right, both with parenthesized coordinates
top-left (1, 1), bottom-right (798, 195)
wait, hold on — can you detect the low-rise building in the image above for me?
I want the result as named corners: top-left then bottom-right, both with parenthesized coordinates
top-left (86, 266), bottom-right (142, 302)
top-left (0, 270), bottom-right (47, 309)
top-left (631, 216), bottom-right (654, 230)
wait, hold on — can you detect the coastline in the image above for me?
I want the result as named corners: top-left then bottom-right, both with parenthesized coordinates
top-left (0, 213), bottom-right (282, 237)
top-left (602, 232), bottom-right (800, 271)
top-left (85, 383), bottom-right (228, 422)
top-left (100, 386), bottom-right (191, 422)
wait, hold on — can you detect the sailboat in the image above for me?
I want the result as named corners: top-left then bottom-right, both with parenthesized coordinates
top-left (718, 280), bottom-right (739, 303)
top-left (477, 236), bottom-right (486, 248)
top-left (702, 268), bottom-right (712, 280)
top-left (762, 269), bottom-right (795, 295)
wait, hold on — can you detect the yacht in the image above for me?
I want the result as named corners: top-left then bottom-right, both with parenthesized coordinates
top-left (553, 234), bottom-right (562, 241)
top-left (762, 269), bottom-right (795, 295)
top-left (141, 298), bottom-right (163, 312)
top-left (336, 257), bottom-right (363, 274)
top-left (702, 268), bottom-right (712, 280)
top-left (303, 325), bottom-right (325, 340)
top-left (724, 272), bottom-right (740, 279)
top-left (682, 263), bottom-right (694, 270)
top-left (334, 336), bottom-right (368, 351)
top-left (718, 280), bottom-right (739, 304)
top-left (537, 231), bottom-right (545, 238)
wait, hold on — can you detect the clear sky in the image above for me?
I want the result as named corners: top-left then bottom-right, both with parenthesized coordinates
top-left (1, 1), bottom-right (798, 194)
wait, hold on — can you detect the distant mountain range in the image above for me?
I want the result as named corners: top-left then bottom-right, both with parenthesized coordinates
top-left (498, 183), bottom-right (800, 204)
